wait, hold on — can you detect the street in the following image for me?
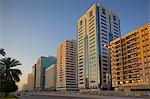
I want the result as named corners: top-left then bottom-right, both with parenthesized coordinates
top-left (20, 95), bottom-right (96, 99)
top-left (19, 94), bottom-right (149, 99)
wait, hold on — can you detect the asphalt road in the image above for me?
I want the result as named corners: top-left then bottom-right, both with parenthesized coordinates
top-left (19, 94), bottom-right (148, 99)
top-left (19, 95), bottom-right (99, 99)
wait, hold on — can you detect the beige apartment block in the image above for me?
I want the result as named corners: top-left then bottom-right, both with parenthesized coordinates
top-left (45, 64), bottom-right (57, 91)
top-left (56, 40), bottom-right (77, 91)
top-left (110, 23), bottom-right (150, 90)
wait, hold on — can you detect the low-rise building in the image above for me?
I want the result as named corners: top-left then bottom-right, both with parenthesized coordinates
top-left (27, 73), bottom-right (34, 91)
top-left (44, 64), bottom-right (57, 91)
top-left (35, 56), bottom-right (56, 90)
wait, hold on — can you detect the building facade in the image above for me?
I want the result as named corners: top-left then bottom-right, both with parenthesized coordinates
top-left (45, 64), bottom-right (57, 91)
top-left (56, 40), bottom-right (77, 91)
top-left (32, 64), bottom-right (36, 90)
top-left (22, 84), bottom-right (29, 91)
top-left (110, 23), bottom-right (150, 90)
top-left (27, 73), bottom-right (34, 91)
top-left (77, 3), bottom-right (120, 90)
top-left (35, 56), bottom-right (56, 90)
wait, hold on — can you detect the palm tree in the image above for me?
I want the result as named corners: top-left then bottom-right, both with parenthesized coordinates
top-left (0, 57), bottom-right (22, 96)
top-left (0, 57), bottom-right (22, 82)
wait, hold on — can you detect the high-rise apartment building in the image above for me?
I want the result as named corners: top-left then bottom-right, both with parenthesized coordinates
top-left (77, 3), bottom-right (120, 90)
top-left (35, 56), bottom-right (56, 90)
top-left (45, 64), bottom-right (57, 91)
top-left (56, 40), bottom-right (77, 91)
top-left (110, 23), bottom-right (150, 90)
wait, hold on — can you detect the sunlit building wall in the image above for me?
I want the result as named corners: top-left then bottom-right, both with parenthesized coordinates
top-left (110, 23), bottom-right (150, 90)
top-left (56, 40), bottom-right (77, 91)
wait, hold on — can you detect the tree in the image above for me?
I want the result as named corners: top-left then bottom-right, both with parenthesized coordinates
top-left (1, 81), bottom-right (18, 96)
top-left (0, 57), bottom-right (22, 96)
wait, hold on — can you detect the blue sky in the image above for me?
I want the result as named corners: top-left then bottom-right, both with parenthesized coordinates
top-left (0, 0), bottom-right (149, 89)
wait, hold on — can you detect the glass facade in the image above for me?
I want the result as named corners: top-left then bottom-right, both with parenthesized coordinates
top-left (35, 56), bottom-right (56, 90)
top-left (77, 3), bottom-right (120, 90)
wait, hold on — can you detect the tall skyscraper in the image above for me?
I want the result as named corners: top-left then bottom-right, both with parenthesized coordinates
top-left (56, 40), bottom-right (77, 91)
top-left (77, 3), bottom-right (120, 90)
top-left (110, 23), bottom-right (150, 90)
top-left (35, 56), bottom-right (56, 90)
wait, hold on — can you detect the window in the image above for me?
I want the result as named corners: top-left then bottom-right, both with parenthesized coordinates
top-left (101, 18), bottom-right (107, 23)
top-left (102, 8), bottom-right (106, 15)
top-left (90, 52), bottom-right (95, 56)
top-left (114, 32), bottom-right (118, 35)
top-left (102, 40), bottom-right (107, 44)
top-left (102, 32), bottom-right (107, 37)
top-left (91, 81), bottom-right (96, 83)
top-left (90, 48), bottom-right (95, 52)
top-left (114, 35), bottom-right (119, 39)
top-left (89, 30), bottom-right (95, 35)
top-left (113, 15), bottom-right (116, 21)
top-left (90, 56), bottom-right (96, 60)
top-left (102, 48), bottom-right (106, 51)
top-left (90, 41), bottom-right (95, 45)
top-left (90, 44), bottom-right (95, 49)
top-left (89, 11), bottom-right (93, 17)
top-left (101, 22), bottom-right (107, 26)
top-left (102, 51), bottom-right (108, 55)
top-left (89, 33), bottom-right (95, 39)
top-left (79, 82), bottom-right (83, 84)
top-left (102, 36), bottom-right (107, 40)
top-left (101, 29), bottom-right (107, 33)
top-left (90, 37), bottom-right (95, 42)
top-left (79, 78), bottom-right (83, 81)
top-left (80, 20), bottom-right (82, 26)
top-left (101, 25), bottom-right (107, 30)
top-left (114, 28), bottom-right (118, 32)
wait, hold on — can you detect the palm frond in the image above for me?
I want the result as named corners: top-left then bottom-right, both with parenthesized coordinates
top-left (0, 48), bottom-right (6, 56)
top-left (11, 69), bottom-right (22, 75)
top-left (11, 72), bottom-right (20, 82)
top-left (10, 59), bottom-right (21, 67)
